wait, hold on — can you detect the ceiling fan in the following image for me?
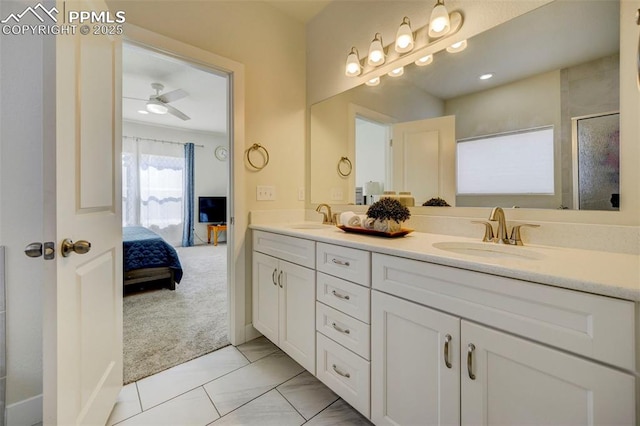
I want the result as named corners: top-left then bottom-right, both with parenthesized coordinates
top-left (126, 82), bottom-right (191, 121)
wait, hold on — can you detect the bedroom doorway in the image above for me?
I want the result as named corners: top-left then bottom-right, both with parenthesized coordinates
top-left (120, 41), bottom-right (233, 384)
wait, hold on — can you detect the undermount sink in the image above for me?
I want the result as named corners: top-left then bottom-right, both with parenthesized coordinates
top-left (288, 223), bottom-right (328, 229)
top-left (432, 241), bottom-right (544, 260)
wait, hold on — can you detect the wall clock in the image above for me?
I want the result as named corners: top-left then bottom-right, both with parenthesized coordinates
top-left (215, 145), bottom-right (228, 161)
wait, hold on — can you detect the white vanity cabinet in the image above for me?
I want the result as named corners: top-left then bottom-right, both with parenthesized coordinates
top-left (371, 253), bottom-right (637, 426)
top-left (252, 231), bottom-right (316, 373)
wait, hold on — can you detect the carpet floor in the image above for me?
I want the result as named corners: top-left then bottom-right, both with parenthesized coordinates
top-left (123, 244), bottom-right (229, 384)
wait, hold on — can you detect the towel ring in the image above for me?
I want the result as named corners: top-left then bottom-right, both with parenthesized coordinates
top-left (337, 156), bottom-right (352, 177)
top-left (246, 143), bottom-right (269, 170)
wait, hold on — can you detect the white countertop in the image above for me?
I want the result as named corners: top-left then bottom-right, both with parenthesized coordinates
top-left (250, 222), bottom-right (640, 302)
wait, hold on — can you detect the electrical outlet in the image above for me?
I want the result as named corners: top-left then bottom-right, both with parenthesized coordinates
top-left (256, 185), bottom-right (276, 201)
top-left (298, 187), bottom-right (305, 201)
top-left (330, 188), bottom-right (344, 201)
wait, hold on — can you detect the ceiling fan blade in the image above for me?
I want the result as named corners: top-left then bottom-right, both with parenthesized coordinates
top-left (123, 96), bottom-right (147, 101)
top-left (165, 104), bottom-right (191, 121)
top-left (157, 89), bottom-right (188, 104)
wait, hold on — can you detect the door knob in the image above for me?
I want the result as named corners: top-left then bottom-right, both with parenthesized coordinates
top-left (61, 239), bottom-right (91, 257)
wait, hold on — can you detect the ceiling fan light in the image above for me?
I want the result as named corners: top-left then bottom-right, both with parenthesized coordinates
top-left (415, 54), bottom-right (434, 66)
top-left (146, 100), bottom-right (168, 115)
top-left (345, 46), bottom-right (362, 77)
top-left (429, 0), bottom-right (451, 37)
top-left (395, 17), bottom-right (414, 53)
top-left (137, 110), bottom-right (149, 115)
top-left (367, 33), bottom-right (385, 66)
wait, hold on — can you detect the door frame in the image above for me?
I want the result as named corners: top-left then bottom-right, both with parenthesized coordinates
top-left (123, 24), bottom-right (247, 345)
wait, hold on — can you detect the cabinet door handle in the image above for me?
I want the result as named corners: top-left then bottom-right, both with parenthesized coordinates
top-left (467, 343), bottom-right (476, 380)
top-left (272, 269), bottom-right (278, 286)
top-left (331, 258), bottom-right (350, 267)
top-left (332, 322), bottom-right (351, 335)
top-left (332, 364), bottom-right (351, 378)
top-left (278, 270), bottom-right (283, 288)
top-left (443, 334), bottom-right (452, 369)
top-left (331, 290), bottom-right (350, 301)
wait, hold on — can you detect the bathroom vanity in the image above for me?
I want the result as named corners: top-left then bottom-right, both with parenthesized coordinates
top-left (250, 223), bottom-right (639, 425)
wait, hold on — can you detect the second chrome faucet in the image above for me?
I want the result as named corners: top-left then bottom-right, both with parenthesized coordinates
top-left (473, 207), bottom-right (539, 246)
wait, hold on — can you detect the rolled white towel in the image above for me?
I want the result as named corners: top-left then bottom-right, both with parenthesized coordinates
top-left (373, 219), bottom-right (402, 233)
top-left (362, 217), bottom-right (376, 230)
top-left (347, 214), bottom-right (364, 227)
top-left (339, 211), bottom-right (356, 227)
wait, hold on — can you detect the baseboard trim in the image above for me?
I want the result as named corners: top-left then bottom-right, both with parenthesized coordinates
top-left (6, 394), bottom-right (42, 426)
top-left (244, 324), bottom-right (261, 342)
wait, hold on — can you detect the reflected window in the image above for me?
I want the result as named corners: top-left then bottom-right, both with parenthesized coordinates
top-left (457, 127), bottom-right (554, 195)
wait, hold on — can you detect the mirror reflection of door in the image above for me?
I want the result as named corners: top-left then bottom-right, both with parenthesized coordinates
top-left (572, 113), bottom-right (620, 211)
top-left (355, 116), bottom-right (390, 204)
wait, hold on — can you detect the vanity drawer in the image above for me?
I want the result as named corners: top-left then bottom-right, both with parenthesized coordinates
top-left (316, 332), bottom-right (370, 418)
top-left (316, 302), bottom-right (370, 360)
top-left (253, 230), bottom-right (315, 269)
top-left (316, 243), bottom-right (370, 286)
top-left (316, 272), bottom-right (371, 323)
top-left (372, 253), bottom-right (636, 371)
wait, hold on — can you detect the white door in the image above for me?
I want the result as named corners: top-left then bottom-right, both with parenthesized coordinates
top-left (392, 115), bottom-right (456, 205)
top-left (278, 260), bottom-right (315, 373)
top-left (251, 252), bottom-right (280, 344)
top-left (44, 0), bottom-right (123, 423)
top-left (371, 291), bottom-right (460, 426)
top-left (461, 321), bottom-right (636, 425)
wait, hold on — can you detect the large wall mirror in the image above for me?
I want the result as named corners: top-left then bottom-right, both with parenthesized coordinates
top-left (310, 0), bottom-right (620, 211)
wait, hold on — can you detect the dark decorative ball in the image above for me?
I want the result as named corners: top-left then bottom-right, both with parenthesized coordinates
top-left (366, 198), bottom-right (411, 222)
top-left (422, 197), bottom-right (451, 207)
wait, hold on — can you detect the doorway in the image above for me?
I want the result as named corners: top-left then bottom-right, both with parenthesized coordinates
top-left (121, 41), bottom-right (232, 383)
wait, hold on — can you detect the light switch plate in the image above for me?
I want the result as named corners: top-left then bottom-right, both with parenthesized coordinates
top-left (257, 185), bottom-right (276, 201)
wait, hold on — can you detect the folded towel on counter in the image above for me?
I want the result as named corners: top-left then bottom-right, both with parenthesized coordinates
top-left (363, 217), bottom-right (376, 230)
top-left (340, 211), bottom-right (356, 227)
top-left (347, 214), bottom-right (368, 227)
top-left (373, 219), bottom-right (402, 233)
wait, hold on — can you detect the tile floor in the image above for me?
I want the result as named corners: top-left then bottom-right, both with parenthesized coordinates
top-left (107, 337), bottom-right (373, 425)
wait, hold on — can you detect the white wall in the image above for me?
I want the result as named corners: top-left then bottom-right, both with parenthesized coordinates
top-left (122, 121), bottom-right (229, 244)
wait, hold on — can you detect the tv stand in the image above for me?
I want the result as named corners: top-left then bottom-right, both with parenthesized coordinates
top-left (207, 224), bottom-right (227, 246)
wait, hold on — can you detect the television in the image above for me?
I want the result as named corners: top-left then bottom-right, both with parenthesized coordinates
top-left (198, 196), bottom-right (227, 224)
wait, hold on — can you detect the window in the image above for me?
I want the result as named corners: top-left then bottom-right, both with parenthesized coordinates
top-left (456, 127), bottom-right (554, 195)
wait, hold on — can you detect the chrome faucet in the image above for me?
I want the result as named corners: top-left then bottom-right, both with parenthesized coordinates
top-left (472, 207), bottom-right (540, 245)
top-left (315, 203), bottom-right (333, 224)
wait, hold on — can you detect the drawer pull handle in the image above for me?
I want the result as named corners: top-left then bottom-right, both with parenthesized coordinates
top-left (467, 343), bottom-right (476, 380)
top-left (332, 322), bottom-right (351, 334)
top-left (444, 334), bottom-right (452, 369)
top-left (272, 269), bottom-right (278, 286)
top-left (331, 290), bottom-right (350, 301)
top-left (278, 270), bottom-right (283, 288)
top-left (331, 258), bottom-right (350, 267)
top-left (332, 364), bottom-right (351, 378)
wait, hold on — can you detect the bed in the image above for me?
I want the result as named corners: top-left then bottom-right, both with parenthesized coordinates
top-left (123, 226), bottom-right (183, 290)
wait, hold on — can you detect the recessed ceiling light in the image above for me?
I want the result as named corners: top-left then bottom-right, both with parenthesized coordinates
top-left (138, 110), bottom-right (149, 115)
top-left (479, 73), bottom-right (494, 80)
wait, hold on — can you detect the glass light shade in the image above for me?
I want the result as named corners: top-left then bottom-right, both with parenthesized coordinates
top-left (365, 77), bottom-right (380, 86)
top-left (345, 47), bottom-right (362, 77)
top-left (415, 54), bottom-right (433, 66)
top-left (395, 17), bottom-right (414, 53)
top-left (388, 67), bottom-right (404, 77)
top-left (429, 1), bottom-right (450, 37)
top-left (367, 34), bottom-right (385, 66)
top-left (146, 101), bottom-right (168, 114)
top-left (446, 39), bottom-right (468, 53)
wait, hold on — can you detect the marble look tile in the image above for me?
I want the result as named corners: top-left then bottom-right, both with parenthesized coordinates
top-left (203, 351), bottom-right (304, 415)
top-left (107, 383), bottom-right (142, 425)
top-left (137, 346), bottom-right (248, 410)
top-left (305, 399), bottom-right (373, 426)
top-left (209, 389), bottom-right (304, 426)
top-left (117, 387), bottom-right (219, 426)
top-left (236, 336), bottom-right (279, 362)
top-left (277, 371), bottom-right (338, 420)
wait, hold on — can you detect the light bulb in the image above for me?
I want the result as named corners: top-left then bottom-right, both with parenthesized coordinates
top-left (146, 101), bottom-right (168, 114)
top-left (415, 54), bottom-right (433, 66)
top-left (365, 77), bottom-right (380, 86)
top-left (388, 67), bottom-right (404, 77)
top-left (395, 17), bottom-right (414, 53)
top-left (446, 39), bottom-right (467, 53)
top-left (345, 47), bottom-right (362, 77)
top-left (367, 33), bottom-right (385, 66)
top-left (429, 0), bottom-right (451, 37)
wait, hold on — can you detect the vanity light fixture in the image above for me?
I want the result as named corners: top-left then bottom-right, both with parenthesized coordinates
top-left (446, 39), bottom-right (468, 53)
top-left (345, 46), bottom-right (362, 77)
top-left (479, 73), bottom-right (494, 80)
top-left (365, 76), bottom-right (381, 86)
top-left (415, 54), bottom-right (434, 66)
top-left (367, 33), bottom-right (385, 66)
top-left (388, 66), bottom-right (404, 77)
top-left (146, 99), bottom-right (169, 115)
top-left (395, 17), bottom-right (414, 53)
top-left (428, 0), bottom-right (451, 37)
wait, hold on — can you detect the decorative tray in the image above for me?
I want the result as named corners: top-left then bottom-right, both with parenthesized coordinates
top-left (336, 225), bottom-right (413, 238)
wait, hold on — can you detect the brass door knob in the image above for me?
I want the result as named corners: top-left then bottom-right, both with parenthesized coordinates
top-left (61, 239), bottom-right (91, 257)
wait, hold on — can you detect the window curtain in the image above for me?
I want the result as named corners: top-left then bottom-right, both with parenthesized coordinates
top-left (182, 143), bottom-right (195, 247)
top-left (122, 138), bottom-right (185, 245)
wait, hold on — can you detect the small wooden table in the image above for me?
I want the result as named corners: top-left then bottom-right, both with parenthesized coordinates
top-left (207, 224), bottom-right (227, 246)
